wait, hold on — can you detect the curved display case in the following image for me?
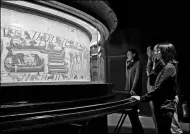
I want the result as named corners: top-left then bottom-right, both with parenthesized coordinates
top-left (0, 1), bottom-right (136, 133)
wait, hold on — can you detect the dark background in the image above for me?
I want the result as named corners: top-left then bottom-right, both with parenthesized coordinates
top-left (106, 1), bottom-right (189, 117)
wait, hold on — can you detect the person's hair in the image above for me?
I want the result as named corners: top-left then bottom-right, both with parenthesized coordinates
top-left (156, 42), bottom-right (177, 64)
top-left (128, 48), bottom-right (139, 61)
top-left (148, 45), bottom-right (154, 50)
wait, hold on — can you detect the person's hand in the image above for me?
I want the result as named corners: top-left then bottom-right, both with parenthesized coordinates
top-left (147, 46), bottom-right (153, 61)
top-left (131, 96), bottom-right (141, 101)
top-left (174, 95), bottom-right (179, 104)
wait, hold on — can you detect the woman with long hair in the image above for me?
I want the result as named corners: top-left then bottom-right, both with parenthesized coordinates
top-left (131, 42), bottom-right (181, 134)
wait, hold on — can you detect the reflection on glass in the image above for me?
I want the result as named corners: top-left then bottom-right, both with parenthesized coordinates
top-left (90, 41), bottom-right (105, 82)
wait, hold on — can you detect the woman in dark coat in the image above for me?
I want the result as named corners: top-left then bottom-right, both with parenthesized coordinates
top-left (125, 48), bottom-right (144, 134)
top-left (132, 43), bottom-right (179, 134)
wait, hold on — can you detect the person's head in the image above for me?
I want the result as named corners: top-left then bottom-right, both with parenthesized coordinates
top-left (127, 48), bottom-right (139, 62)
top-left (146, 46), bottom-right (154, 60)
top-left (153, 44), bottom-right (160, 60)
top-left (154, 42), bottom-right (176, 63)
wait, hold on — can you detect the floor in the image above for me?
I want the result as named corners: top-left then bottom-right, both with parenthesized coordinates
top-left (2, 114), bottom-right (189, 134)
top-left (108, 113), bottom-right (190, 134)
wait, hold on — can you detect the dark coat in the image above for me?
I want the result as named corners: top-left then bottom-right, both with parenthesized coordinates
top-left (125, 60), bottom-right (142, 96)
top-left (141, 62), bottom-right (177, 111)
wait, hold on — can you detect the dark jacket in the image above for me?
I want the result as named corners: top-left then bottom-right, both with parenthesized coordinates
top-left (146, 60), bottom-right (165, 86)
top-left (141, 62), bottom-right (177, 111)
top-left (125, 60), bottom-right (142, 96)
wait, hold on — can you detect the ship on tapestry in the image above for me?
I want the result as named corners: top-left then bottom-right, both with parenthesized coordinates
top-left (1, 8), bottom-right (91, 83)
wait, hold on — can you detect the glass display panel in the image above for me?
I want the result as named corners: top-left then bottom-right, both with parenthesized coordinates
top-left (1, 2), bottom-right (106, 86)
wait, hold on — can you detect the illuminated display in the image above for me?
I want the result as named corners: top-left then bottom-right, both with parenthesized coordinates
top-left (1, 8), bottom-right (91, 83)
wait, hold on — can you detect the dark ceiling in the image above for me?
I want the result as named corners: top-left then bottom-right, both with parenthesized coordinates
top-left (105, 0), bottom-right (190, 51)
top-left (106, 1), bottom-right (189, 30)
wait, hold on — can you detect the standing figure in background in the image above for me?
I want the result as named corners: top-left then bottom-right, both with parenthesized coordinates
top-left (125, 48), bottom-right (144, 134)
top-left (171, 96), bottom-right (183, 134)
top-left (146, 46), bottom-right (158, 133)
top-left (171, 61), bottom-right (183, 134)
top-left (132, 42), bottom-right (182, 134)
